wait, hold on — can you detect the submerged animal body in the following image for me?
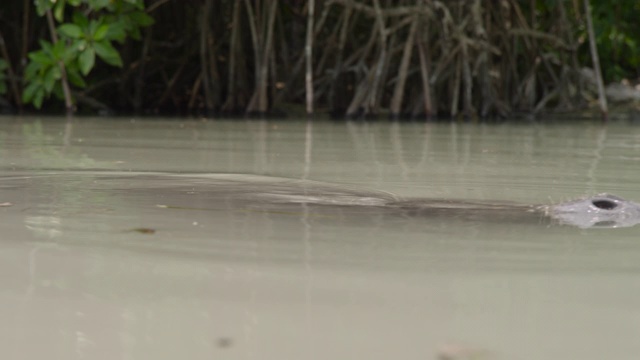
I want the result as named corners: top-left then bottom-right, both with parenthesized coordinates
top-left (3, 172), bottom-right (639, 229)
top-left (178, 175), bottom-right (640, 229)
top-left (309, 192), bottom-right (640, 229)
top-left (229, 179), bottom-right (640, 229)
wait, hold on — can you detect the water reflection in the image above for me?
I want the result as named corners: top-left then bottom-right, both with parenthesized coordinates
top-left (2, 171), bottom-right (639, 272)
top-left (1, 118), bottom-right (640, 360)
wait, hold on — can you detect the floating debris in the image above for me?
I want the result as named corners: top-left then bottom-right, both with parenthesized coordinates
top-left (215, 337), bottom-right (233, 349)
top-left (129, 228), bottom-right (156, 234)
top-left (0, 202), bottom-right (13, 207)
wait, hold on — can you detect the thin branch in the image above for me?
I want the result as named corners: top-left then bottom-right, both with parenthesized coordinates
top-left (583, 0), bottom-right (608, 120)
top-left (328, 0), bottom-right (432, 17)
top-left (305, 0), bottom-right (315, 115)
top-left (45, 9), bottom-right (73, 114)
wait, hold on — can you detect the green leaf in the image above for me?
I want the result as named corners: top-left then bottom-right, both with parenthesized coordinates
top-left (39, 40), bottom-right (54, 55)
top-left (72, 11), bottom-right (89, 29)
top-left (129, 11), bottom-right (155, 27)
top-left (28, 51), bottom-right (52, 66)
top-left (79, 48), bottom-right (95, 75)
top-left (24, 61), bottom-right (42, 79)
top-left (58, 24), bottom-right (84, 39)
top-left (66, 67), bottom-right (87, 88)
top-left (76, 39), bottom-right (88, 52)
top-left (62, 41), bottom-right (82, 62)
top-left (128, 27), bottom-right (142, 41)
top-left (93, 24), bottom-right (109, 41)
top-left (51, 41), bottom-right (68, 60)
top-left (105, 20), bottom-right (126, 42)
top-left (94, 41), bottom-right (122, 67)
top-left (121, 0), bottom-right (145, 10)
top-left (33, 89), bottom-right (45, 109)
top-left (34, 0), bottom-right (53, 16)
top-left (54, 0), bottom-right (66, 22)
top-left (87, 0), bottom-right (110, 10)
top-left (22, 82), bottom-right (40, 103)
top-left (43, 67), bottom-right (58, 93)
top-left (52, 82), bottom-right (66, 100)
top-left (88, 20), bottom-right (100, 38)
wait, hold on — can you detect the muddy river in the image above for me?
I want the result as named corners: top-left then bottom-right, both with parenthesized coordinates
top-left (1, 116), bottom-right (639, 360)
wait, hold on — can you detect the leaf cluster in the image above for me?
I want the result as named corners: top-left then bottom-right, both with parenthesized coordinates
top-left (23, 0), bottom-right (154, 108)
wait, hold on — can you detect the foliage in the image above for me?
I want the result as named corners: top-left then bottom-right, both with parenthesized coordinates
top-left (579, 1), bottom-right (640, 81)
top-left (22, 40), bottom-right (79, 108)
top-left (22, 0), bottom-right (153, 108)
top-left (1, 0), bottom-right (639, 115)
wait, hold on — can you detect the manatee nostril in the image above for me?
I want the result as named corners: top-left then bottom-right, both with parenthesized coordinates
top-left (592, 199), bottom-right (618, 210)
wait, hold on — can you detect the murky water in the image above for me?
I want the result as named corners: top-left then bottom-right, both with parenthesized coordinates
top-left (1, 116), bottom-right (640, 360)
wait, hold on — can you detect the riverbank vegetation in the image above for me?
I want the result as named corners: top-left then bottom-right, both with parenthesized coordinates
top-left (0, 0), bottom-right (638, 119)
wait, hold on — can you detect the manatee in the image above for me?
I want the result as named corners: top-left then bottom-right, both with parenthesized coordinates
top-left (2, 172), bottom-right (639, 229)
top-left (380, 193), bottom-right (640, 229)
top-left (105, 173), bottom-right (639, 229)
top-left (543, 193), bottom-right (640, 229)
